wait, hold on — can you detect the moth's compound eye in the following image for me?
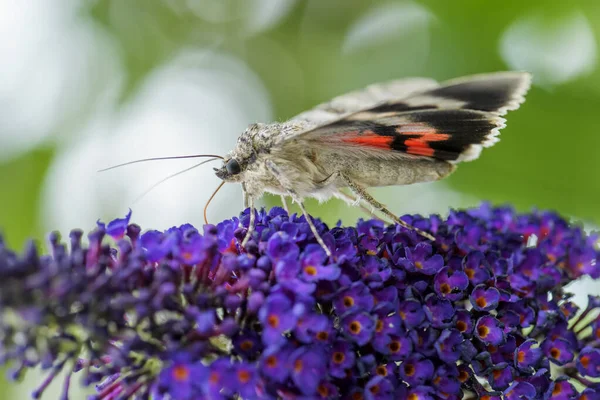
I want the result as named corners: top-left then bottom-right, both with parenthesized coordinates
top-left (226, 158), bottom-right (241, 175)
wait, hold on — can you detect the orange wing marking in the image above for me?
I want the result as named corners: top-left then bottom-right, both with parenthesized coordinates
top-left (340, 130), bottom-right (394, 149)
top-left (398, 127), bottom-right (450, 157)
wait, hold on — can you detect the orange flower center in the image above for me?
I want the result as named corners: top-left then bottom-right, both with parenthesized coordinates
top-left (266, 356), bottom-right (278, 368)
top-left (476, 296), bottom-right (487, 308)
top-left (349, 321), bottom-right (362, 334)
top-left (318, 384), bottom-right (329, 397)
top-left (267, 314), bottom-right (279, 328)
top-left (240, 340), bottom-right (254, 351)
top-left (440, 283), bottom-right (451, 294)
top-left (237, 370), bottom-right (251, 384)
top-left (388, 341), bottom-right (401, 353)
top-left (304, 265), bottom-right (317, 276)
top-left (343, 296), bottom-right (355, 307)
top-left (478, 325), bottom-right (489, 338)
top-left (172, 365), bottom-right (189, 381)
top-left (333, 352), bottom-right (345, 364)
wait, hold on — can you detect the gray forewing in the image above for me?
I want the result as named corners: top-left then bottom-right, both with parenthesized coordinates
top-left (291, 77), bottom-right (439, 126)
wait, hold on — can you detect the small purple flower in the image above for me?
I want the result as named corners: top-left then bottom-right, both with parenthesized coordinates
top-left (398, 242), bottom-right (445, 275)
top-left (462, 251), bottom-right (492, 285)
top-left (398, 298), bottom-right (425, 329)
top-left (406, 386), bottom-right (436, 400)
top-left (454, 309), bottom-right (474, 336)
top-left (360, 256), bottom-right (392, 288)
top-left (259, 345), bottom-right (292, 383)
top-left (399, 355), bottom-right (434, 386)
top-left (432, 364), bottom-right (461, 396)
top-left (316, 381), bottom-right (339, 399)
top-left (577, 347), bottom-right (600, 377)
top-left (580, 388), bottom-right (600, 400)
top-left (290, 346), bottom-right (327, 395)
top-left (372, 286), bottom-right (398, 313)
top-left (569, 247), bottom-right (600, 278)
top-left (470, 285), bottom-right (501, 311)
top-left (488, 363), bottom-right (514, 391)
top-left (157, 356), bottom-right (207, 400)
top-left (329, 340), bottom-right (356, 379)
top-left (258, 293), bottom-right (298, 346)
top-left (97, 209), bottom-right (132, 240)
top-left (424, 293), bottom-right (455, 328)
top-left (542, 338), bottom-right (575, 366)
top-left (475, 315), bottom-right (505, 346)
top-left (372, 363), bottom-right (398, 387)
top-left (434, 329), bottom-right (463, 363)
top-left (233, 331), bottom-right (262, 359)
top-left (231, 363), bottom-right (258, 399)
top-left (372, 310), bottom-right (402, 350)
top-left (342, 312), bottom-right (376, 346)
top-left (544, 378), bottom-right (577, 400)
top-left (504, 381), bottom-right (537, 400)
top-left (364, 375), bottom-right (394, 400)
top-left (294, 312), bottom-right (332, 344)
top-left (334, 281), bottom-right (375, 314)
top-left (385, 335), bottom-right (413, 361)
top-left (204, 358), bottom-right (233, 399)
top-left (514, 339), bottom-right (542, 372)
top-left (299, 244), bottom-right (341, 282)
top-left (434, 267), bottom-right (469, 300)
top-left (267, 231), bottom-right (300, 262)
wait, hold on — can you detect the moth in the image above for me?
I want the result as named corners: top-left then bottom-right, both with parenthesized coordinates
top-left (213, 72), bottom-right (531, 256)
top-left (105, 72), bottom-right (531, 257)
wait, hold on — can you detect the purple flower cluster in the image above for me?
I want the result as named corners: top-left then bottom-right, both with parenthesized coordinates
top-left (1, 203), bottom-right (600, 399)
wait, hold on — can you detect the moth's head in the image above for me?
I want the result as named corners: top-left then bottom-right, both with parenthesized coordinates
top-left (214, 123), bottom-right (262, 182)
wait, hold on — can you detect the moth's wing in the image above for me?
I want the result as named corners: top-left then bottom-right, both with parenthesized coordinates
top-left (290, 72), bottom-right (531, 163)
top-left (390, 71), bottom-right (531, 116)
top-left (291, 78), bottom-right (439, 125)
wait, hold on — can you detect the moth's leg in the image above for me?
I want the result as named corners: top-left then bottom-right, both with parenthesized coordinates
top-left (317, 172), bottom-right (388, 223)
top-left (242, 183), bottom-right (249, 209)
top-left (241, 196), bottom-right (256, 248)
top-left (339, 173), bottom-right (435, 241)
top-left (265, 160), bottom-right (332, 257)
top-left (296, 201), bottom-right (332, 257)
top-left (280, 195), bottom-right (290, 214)
top-left (334, 190), bottom-right (388, 223)
top-left (239, 183), bottom-right (250, 232)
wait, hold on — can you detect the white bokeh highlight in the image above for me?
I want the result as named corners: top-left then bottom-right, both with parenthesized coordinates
top-left (342, 1), bottom-right (435, 54)
top-left (40, 50), bottom-right (272, 236)
top-left (500, 11), bottom-right (597, 85)
top-left (0, 0), bottom-right (121, 162)
top-left (174, 0), bottom-right (297, 34)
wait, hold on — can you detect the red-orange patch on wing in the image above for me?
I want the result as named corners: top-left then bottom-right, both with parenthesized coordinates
top-left (341, 130), bottom-right (394, 149)
top-left (404, 132), bottom-right (450, 157)
top-left (405, 145), bottom-right (435, 156)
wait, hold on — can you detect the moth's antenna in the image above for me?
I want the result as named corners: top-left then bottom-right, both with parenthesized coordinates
top-left (131, 158), bottom-right (221, 205)
top-left (204, 181), bottom-right (225, 224)
top-left (98, 154), bottom-right (224, 172)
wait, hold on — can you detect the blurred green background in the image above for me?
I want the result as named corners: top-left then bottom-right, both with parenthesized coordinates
top-left (1, 0), bottom-right (600, 398)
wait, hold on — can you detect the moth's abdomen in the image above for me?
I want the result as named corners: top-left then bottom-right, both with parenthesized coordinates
top-left (320, 152), bottom-right (455, 188)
